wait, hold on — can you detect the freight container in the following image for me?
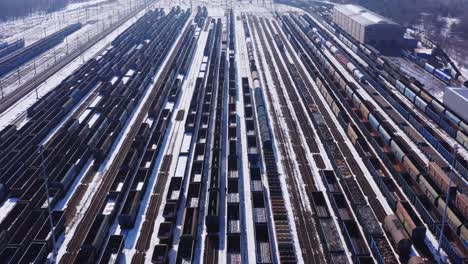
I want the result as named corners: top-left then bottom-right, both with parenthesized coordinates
top-left (99, 235), bottom-right (124, 264)
top-left (427, 162), bottom-right (456, 197)
top-left (311, 191), bottom-right (331, 218)
top-left (18, 242), bottom-right (47, 264)
top-left (355, 204), bottom-right (382, 237)
top-left (81, 214), bottom-right (110, 258)
top-left (119, 190), bottom-right (141, 229)
top-left (331, 193), bottom-right (352, 221)
top-left (319, 217), bottom-right (344, 253)
top-left (395, 201), bottom-right (426, 242)
top-left (33, 210), bottom-right (65, 248)
top-left (227, 235), bottom-right (241, 264)
top-left (341, 220), bottom-right (370, 260)
top-left (0, 246), bottom-right (22, 263)
top-left (384, 214), bottom-right (411, 257)
top-left (9, 209), bottom-right (46, 249)
top-left (321, 170), bottom-right (341, 193)
top-left (329, 251), bottom-right (349, 264)
top-left (342, 178), bottom-right (366, 207)
top-left (163, 202), bottom-right (178, 222)
top-left (158, 222), bottom-right (174, 245)
top-left (181, 208), bottom-right (198, 239)
top-left (152, 244), bottom-right (168, 264)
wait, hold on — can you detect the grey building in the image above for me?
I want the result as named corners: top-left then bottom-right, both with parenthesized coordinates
top-left (332, 4), bottom-right (404, 49)
top-left (444, 87), bottom-right (468, 122)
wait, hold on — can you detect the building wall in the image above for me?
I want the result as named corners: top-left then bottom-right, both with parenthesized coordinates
top-left (332, 5), bottom-right (403, 48)
top-left (444, 88), bottom-right (468, 122)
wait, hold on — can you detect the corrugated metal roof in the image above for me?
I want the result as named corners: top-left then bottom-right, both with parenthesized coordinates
top-left (334, 4), bottom-right (398, 27)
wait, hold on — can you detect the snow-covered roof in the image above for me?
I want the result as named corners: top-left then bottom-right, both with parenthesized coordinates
top-left (444, 86), bottom-right (468, 122)
top-left (447, 87), bottom-right (468, 100)
top-left (334, 4), bottom-right (398, 27)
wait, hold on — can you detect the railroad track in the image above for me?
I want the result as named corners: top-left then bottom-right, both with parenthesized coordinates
top-left (204, 235), bottom-right (219, 264)
top-left (249, 15), bottom-right (324, 264)
top-left (131, 155), bottom-right (172, 263)
top-left (280, 14), bottom-right (435, 262)
top-left (275, 15), bottom-right (389, 219)
top-left (199, 18), bottom-right (224, 264)
top-left (0, 1), bottom-right (151, 116)
top-left (283, 15), bottom-right (440, 259)
top-left (59, 12), bottom-right (190, 263)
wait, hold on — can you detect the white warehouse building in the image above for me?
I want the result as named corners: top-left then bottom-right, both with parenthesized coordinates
top-left (444, 87), bottom-right (468, 122)
top-left (332, 4), bottom-right (404, 50)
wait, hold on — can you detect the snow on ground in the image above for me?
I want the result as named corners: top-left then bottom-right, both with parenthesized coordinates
top-left (0, 0), bottom-right (151, 112)
top-left (0, 2), bottom-right (152, 130)
top-left (191, 11), bottom-right (228, 264)
top-left (250, 15), bottom-right (313, 263)
top-left (130, 17), bottom-right (207, 264)
top-left (55, 6), bottom-right (190, 261)
top-left (269, 17), bottom-right (356, 261)
top-left (314, 11), bottom-right (467, 176)
top-left (0, 198), bottom-right (18, 223)
top-left (234, 14), bottom-right (257, 264)
top-left (439, 16), bottom-right (460, 39)
top-left (318, 22), bottom-right (447, 259)
top-left (55, 44), bottom-right (164, 259)
top-left (0, 0), bottom-right (137, 44)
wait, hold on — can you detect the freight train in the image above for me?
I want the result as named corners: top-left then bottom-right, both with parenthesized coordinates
top-left (0, 39), bottom-right (25, 60)
top-left (0, 8), bottom-right (191, 263)
top-left (0, 23), bottom-right (82, 77)
top-left (302, 13), bottom-right (468, 196)
top-left (282, 14), bottom-right (467, 263)
top-left (77, 7), bottom-right (192, 263)
top-left (244, 15), bottom-right (298, 263)
top-left (313, 13), bottom-right (468, 160)
top-left (351, 27), bottom-right (467, 152)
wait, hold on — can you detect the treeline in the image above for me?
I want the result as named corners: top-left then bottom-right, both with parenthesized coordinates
top-left (0, 0), bottom-right (81, 21)
top-left (452, 11), bottom-right (468, 38)
top-left (336, 0), bottom-right (467, 25)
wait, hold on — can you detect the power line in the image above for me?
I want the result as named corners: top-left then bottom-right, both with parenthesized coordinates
top-left (39, 145), bottom-right (58, 263)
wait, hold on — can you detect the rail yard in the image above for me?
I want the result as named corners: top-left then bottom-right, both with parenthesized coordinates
top-left (0, 1), bottom-right (466, 264)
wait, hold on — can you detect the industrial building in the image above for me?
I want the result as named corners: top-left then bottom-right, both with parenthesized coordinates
top-left (444, 86), bottom-right (468, 122)
top-left (332, 4), bottom-right (404, 50)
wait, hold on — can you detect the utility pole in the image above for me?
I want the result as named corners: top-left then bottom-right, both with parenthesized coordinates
top-left (17, 67), bottom-right (21, 85)
top-left (0, 79), bottom-right (3, 99)
top-left (436, 145), bottom-right (458, 263)
top-left (35, 78), bottom-right (39, 99)
top-left (39, 145), bottom-right (58, 263)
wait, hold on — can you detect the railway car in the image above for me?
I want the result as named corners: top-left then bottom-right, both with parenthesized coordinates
top-left (158, 222), bottom-right (174, 246)
top-left (81, 214), bottom-right (110, 260)
top-left (395, 201), bottom-right (426, 242)
top-left (274, 33), bottom-right (285, 51)
top-left (99, 235), bottom-right (124, 264)
top-left (152, 244), bottom-right (169, 264)
top-left (0, 39), bottom-right (25, 59)
top-left (0, 23), bottom-right (82, 77)
top-left (118, 190), bottom-right (141, 229)
top-left (427, 162), bottom-right (457, 196)
top-left (384, 214), bottom-right (412, 257)
top-left (289, 12), bottom-right (468, 262)
top-left (342, 220), bottom-right (372, 262)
